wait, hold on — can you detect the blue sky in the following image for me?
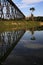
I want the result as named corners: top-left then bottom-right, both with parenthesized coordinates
top-left (12, 0), bottom-right (43, 17)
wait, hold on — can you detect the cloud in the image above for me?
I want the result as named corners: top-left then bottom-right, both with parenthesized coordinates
top-left (22, 0), bottom-right (43, 4)
top-left (13, 0), bottom-right (43, 8)
top-left (18, 3), bottom-right (36, 8)
top-left (17, 3), bottom-right (29, 8)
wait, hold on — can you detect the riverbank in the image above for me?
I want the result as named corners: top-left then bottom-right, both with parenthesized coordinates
top-left (0, 20), bottom-right (43, 32)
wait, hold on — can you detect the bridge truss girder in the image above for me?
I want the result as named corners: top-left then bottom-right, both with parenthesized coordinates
top-left (0, 0), bottom-right (25, 19)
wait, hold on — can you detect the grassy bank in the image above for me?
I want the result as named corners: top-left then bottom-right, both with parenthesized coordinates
top-left (0, 20), bottom-right (42, 32)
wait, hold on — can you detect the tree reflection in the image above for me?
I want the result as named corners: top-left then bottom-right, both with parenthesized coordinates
top-left (30, 27), bottom-right (36, 40)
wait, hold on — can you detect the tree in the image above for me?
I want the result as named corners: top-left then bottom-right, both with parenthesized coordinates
top-left (30, 7), bottom-right (35, 21)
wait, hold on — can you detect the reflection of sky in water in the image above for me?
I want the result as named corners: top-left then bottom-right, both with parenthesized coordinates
top-left (13, 30), bottom-right (43, 57)
top-left (15, 31), bottom-right (43, 49)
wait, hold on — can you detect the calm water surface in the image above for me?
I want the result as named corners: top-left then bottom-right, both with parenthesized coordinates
top-left (0, 26), bottom-right (43, 65)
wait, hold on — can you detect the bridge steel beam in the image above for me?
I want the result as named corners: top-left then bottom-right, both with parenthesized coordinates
top-left (0, 0), bottom-right (25, 19)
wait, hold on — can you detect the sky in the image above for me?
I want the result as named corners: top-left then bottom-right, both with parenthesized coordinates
top-left (12, 0), bottom-right (43, 17)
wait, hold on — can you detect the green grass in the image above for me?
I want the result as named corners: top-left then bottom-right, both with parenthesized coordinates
top-left (0, 20), bottom-right (40, 32)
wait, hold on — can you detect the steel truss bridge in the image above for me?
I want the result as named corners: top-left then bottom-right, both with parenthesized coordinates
top-left (0, 0), bottom-right (25, 19)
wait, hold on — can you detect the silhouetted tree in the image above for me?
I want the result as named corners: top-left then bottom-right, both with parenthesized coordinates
top-left (30, 7), bottom-right (35, 21)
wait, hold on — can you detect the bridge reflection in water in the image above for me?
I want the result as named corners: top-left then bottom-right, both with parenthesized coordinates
top-left (0, 30), bottom-right (25, 63)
